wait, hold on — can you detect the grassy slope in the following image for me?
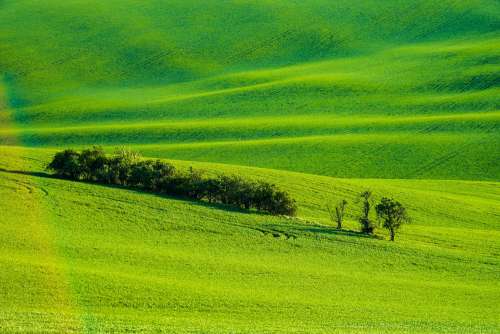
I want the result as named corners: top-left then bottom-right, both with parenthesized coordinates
top-left (0, 146), bottom-right (499, 333)
top-left (0, 1), bottom-right (499, 332)
top-left (1, 1), bottom-right (499, 180)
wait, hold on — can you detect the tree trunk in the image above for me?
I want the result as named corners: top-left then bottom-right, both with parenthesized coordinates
top-left (390, 229), bottom-right (395, 241)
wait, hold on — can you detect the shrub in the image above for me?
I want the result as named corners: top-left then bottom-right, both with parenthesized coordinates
top-left (358, 190), bottom-right (376, 234)
top-left (110, 148), bottom-right (142, 185)
top-left (129, 160), bottom-right (176, 190)
top-left (129, 160), bottom-right (156, 189)
top-left (78, 146), bottom-right (108, 181)
top-left (158, 171), bottom-right (188, 196)
top-left (201, 178), bottom-right (222, 204)
top-left (183, 168), bottom-right (206, 200)
top-left (215, 175), bottom-right (252, 208)
top-left (327, 199), bottom-right (348, 230)
top-left (47, 147), bottom-right (297, 216)
top-left (359, 217), bottom-right (375, 234)
top-left (269, 189), bottom-right (297, 216)
top-left (253, 181), bottom-right (274, 211)
top-left (47, 149), bottom-right (82, 179)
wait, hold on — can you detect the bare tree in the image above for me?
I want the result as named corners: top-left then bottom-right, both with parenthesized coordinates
top-left (359, 190), bottom-right (376, 234)
top-left (327, 199), bottom-right (348, 229)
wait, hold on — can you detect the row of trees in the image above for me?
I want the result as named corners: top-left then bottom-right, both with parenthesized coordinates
top-left (327, 191), bottom-right (410, 241)
top-left (47, 147), bottom-right (297, 216)
top-left (47, 147), bottom-right (409, 240)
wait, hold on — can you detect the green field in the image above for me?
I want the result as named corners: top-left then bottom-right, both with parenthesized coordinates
top-left (1, 0), bottom-right (500, 333)
top-left (1, 0), bottom-right (499, 179)
top-left (1, 146), bottom-right (499, 333)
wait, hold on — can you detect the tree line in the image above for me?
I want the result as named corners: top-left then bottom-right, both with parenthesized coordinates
top-left (327, 190), bottom-right (410, 241)
top-left (47, 147), bottom-right (297, 216)
top-left (47, 147), bottom-right (410, 240)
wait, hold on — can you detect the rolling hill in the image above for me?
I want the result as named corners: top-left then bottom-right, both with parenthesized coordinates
top-left (0, 146), bottom-right (499, 333)
top-left (0, 0), bottom-right (499, 179)
top-left (0, 0), bottom-right (499, 333)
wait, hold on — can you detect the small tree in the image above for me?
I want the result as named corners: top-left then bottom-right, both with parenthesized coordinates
top-left (358, 190), bottom-right (375, 234)
top-left (47, 149), bottom-right (82, 180)
top-left (185, 167), bottom-right (206, 200)
top-left (202, 178), bottom-right (222, 204)
top-left (375, 197), bottom-right (410, 241)
top-left (47, 147), bottom-right (297, 216)
top-left (269, 190), bottom-right (297, 216)
top-left (112, 147), bottom-right (142, 185)
top-left (327, 199), bottom-right (347, 229)
top-left (253, 181), bottom-right (274, 211)
top-left (129, 160), bottom-right (176, 190)
top-left (129, 160), bottom-right (156, 189)
top-left (79, 146), bottom-right (108, 181)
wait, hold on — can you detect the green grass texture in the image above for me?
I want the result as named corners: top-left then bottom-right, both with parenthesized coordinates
top-left (1, 0), bottom-right (499, 180)
top-left (1, 1), bottom-right (499, 333)
top-left (0, 146), bottom-right (499, 333)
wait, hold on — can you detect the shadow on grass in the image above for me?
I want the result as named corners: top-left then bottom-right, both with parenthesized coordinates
top-left (297, 226), bottom-right (382, 239)
top-left (0, 167), bottom-right (261, 216)
top-left (0, 168), bottom-right (55, 179)
top-left (0, 168), bottom-right (382, 241)
top-left (260, 222), bottom-right (382, 240)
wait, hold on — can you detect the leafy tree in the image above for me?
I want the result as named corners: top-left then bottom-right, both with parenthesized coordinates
top-left (115, 147), bottom-right (142, 165)
top-left (158, 171), bottom-right (188, 196)
top-left (184, 167), bottom-right (206, 200)
top-left (129, 160), bottom-right (175, 190)
top-left (78, 146), bottom-right (108, 181)
top-left (253, 181), bottom-right (275, 211)
top-left (129, 160), bottom-right (156, 189)
top-left (154, 160), bottom-right (176, 179)
top-left (48, 147), bottom-right (297, 216)
top-left (47, 149), bottom-right (82, 179)
top-left (202, 178), bottom-right (222, 203)
top-left (237, 181), bottom-right (256, 210)
top-left (269, 189), bottom-right (297, 216)
top-left (216, 175), bottom-right (240, 205)
top-left (327, 199), bottom-right (348, 229)
top-left (224, 176), bottom-right (254, 210)
top-left (375, 197), bottom-right (410, 241)
top-left (359, 190), bottom-right (376, 234)
top-left (111, 147), bottom-right (142, 185)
